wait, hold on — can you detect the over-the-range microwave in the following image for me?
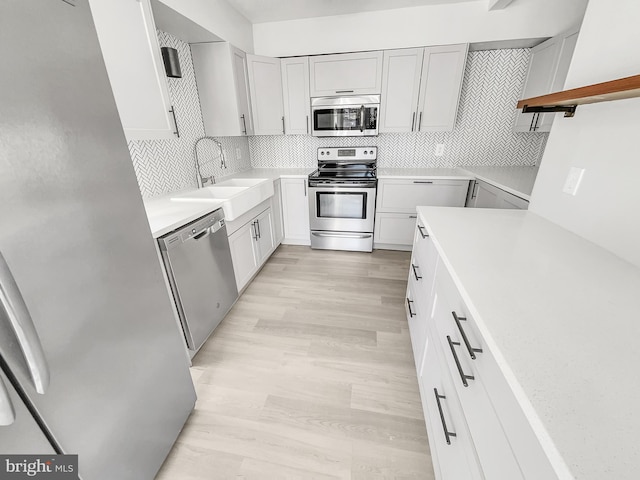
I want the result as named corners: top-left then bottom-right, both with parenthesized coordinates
top-left (311, 95), bottom-right (379, 137)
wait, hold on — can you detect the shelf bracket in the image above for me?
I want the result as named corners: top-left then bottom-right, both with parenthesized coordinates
top-left (522, 105), bottom-right (577, 118)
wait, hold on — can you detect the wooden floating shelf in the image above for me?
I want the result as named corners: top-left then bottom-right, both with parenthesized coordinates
top-left (517, 74), bottom-right (640, 117)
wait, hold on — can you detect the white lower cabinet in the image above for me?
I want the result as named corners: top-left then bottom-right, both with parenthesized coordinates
top-left (409, 219), bottom-right (557, 479)
top-left (228, 206), bottom-right (275, 291)
top-left (375, 178), bottom-right (469, 250)
top-left (280, 178), bottom-right (310, 245)
top-left (467, 180), bottom-right (529, 210)
top-left (271, 179), bottom-right (284, 246)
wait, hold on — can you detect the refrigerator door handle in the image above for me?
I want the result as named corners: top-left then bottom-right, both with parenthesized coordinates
top-left (0, 252), bottom-right (50, 394)
top-left (0, 376), bottom-right (16, 426)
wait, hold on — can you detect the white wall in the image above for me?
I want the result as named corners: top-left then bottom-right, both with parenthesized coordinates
top-left (529, 0), bottom-right (640, 267)
top-left (157, 0), bottom-right (253, 52)
top-left (253, 0), bottom-right (588, 57)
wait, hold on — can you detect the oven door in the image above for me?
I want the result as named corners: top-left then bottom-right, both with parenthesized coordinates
top-left (309, 184), bottom-right (376, 233)
top-left (311, 104), bottom-right (378, 137)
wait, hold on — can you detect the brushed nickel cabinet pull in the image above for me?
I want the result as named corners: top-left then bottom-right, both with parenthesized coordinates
top-left (411, 112), bottom-right (416, 131)
top-left (417, 225), bottom-right (428, 238)
top-left (434, 388), bottom-right (456, 445)
top-left (447, 335), bottom-right (474, 387)
top-left (452, 312), bottom-right (483, 360)
top-left (406, 298), bottom-right (416, 317)
top-left (411, 264), bottom-right (422, 281)
top-left (169, 107), bottom-right (180, 137)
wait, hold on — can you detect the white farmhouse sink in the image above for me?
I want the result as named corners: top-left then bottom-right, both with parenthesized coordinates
top-left (169, 178), bottom-right (274, 221)
top-left (216, 178), bottom-right (267, 187)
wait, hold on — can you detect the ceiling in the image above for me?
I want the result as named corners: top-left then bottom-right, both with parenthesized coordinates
top-left (225, 0), bottom-right (483, 24)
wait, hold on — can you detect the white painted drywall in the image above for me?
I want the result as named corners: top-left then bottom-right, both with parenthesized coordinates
top-left (157, 0), bottom-right (253, 53)
top-left (529, 0), bottom-right (640, 267)
top-left (252, 0), bottom-right (588, 57)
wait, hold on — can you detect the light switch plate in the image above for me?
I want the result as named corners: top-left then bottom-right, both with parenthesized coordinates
top-left (435, 144), bottom-right (445, 156)
top-left (563, 167), bottom-right (585, 195)
top-left (235, 148), bottom-right (242, 160)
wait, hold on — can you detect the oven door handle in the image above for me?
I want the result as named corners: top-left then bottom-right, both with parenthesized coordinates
top-left (312, 232), bottom-right (372, 239)
top-left (359, 105), bottom-right (365, 132)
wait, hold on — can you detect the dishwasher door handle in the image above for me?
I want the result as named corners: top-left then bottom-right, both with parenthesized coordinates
top-left (193, 228), bottom-right (211, 240)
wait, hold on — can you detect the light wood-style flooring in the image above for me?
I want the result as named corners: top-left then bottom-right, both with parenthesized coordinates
top-left (156, 245), bottom-right (434, 479)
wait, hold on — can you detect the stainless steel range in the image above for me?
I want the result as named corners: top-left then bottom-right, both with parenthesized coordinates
top-left (308, 147), bottom-right (377, 252)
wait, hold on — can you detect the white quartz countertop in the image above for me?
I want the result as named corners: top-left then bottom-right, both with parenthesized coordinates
top-left (417, 206), bottom-right (640, 480)
top-left (143, 169), bottom-right (315, 238)
top-left (377, 168), bottom-right (473, 180)
top-left (459, 166), bottom-right (539, 200)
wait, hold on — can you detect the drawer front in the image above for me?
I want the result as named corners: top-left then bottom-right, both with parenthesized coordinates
top-left (377, 179), bottom-right (469, 213)
top-left (433, 264), bottom-right (557, 480)
top-left (420, 334), bottom-right (482, 480)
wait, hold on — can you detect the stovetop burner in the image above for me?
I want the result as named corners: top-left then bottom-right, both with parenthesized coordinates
top-left (309, 147), bottom-right (378, 186)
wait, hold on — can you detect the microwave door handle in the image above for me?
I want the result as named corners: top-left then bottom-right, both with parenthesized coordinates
top-left (360, 105), bottom-right (365, 132)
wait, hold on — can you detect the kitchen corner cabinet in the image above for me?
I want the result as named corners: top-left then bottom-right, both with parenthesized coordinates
top-left (280, 178), bottom-right (310, 245)
top-left (88, 0), bottom-right (176, 141)
top-left (191, 42), bottom-right (254, 136)
top-left (467, 180), bottom-right (529, 210)
top-left (514, 29), bottom-right (579, 132)
top-left (309, 51), bottom-right (384, 97)
top-left (374, 178), bottom-right (469, 250)
top-left (246, 55), bottom-right (285, 135)
top-left (228, 206), bottom-right (275, 291)
top-left (379, 44), bottom-right (468, 133)
top-left (281, 57), bottom-right (311, 134)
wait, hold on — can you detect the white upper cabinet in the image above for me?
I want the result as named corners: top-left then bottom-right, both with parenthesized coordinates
top-left (88, 0), bottom-right (176, 141)
top-left (514, 29), bottom-right (579, 132)
top-left (281, 57), bottom-right (311, 135)
top-left (246, 54), bottom-right (285, 135)
top-left (309, 51), bottom-right (384, 97)
top-left (191, 42), bottom-right (254, 136)
top-left (379, 45), bottom-right (468, 133)
top-left (379, 48), bottom-right (424, 133)
top-left (417, 44), bottom-right (468, 132)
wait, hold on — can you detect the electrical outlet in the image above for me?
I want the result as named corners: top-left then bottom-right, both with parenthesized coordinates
top-left (235, 148), bottom-right (242, 160)
top-left (435, 144), bottom-right (445, 156)
top-left (562, 167), bottom-right (585, 195)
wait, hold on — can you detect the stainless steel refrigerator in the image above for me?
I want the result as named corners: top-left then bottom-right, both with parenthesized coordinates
top-left (0, 1), bottom-right (196, 478)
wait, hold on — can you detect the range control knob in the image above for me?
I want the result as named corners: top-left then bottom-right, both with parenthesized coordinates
top-left (364, 151), bottom-right (368, 155)
top-left (320, 151), bottom-right (325, 155)
top-left (369, 150), bottom-right (374, 154)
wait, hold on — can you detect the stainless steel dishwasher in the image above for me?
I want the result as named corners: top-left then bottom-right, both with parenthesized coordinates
top-left (159, 208), bottom-right (238, 352)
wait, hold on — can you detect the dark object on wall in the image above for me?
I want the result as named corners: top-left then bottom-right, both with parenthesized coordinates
top-left (161, 47), bottom-right (182, 78)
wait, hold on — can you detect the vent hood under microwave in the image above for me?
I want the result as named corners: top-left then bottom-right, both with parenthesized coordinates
top-left (311, 95), bottom-right (379, 137)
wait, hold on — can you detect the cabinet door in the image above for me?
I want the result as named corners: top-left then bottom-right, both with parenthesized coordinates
top-left (88, 0), bottom-right (174, 140)
top-left (247, 55), bottom-right (285, 135)
top-left (469, 181), bottom-right (528, 210)
top-left (271, 180), bottom-right (285, 245)
top-left (309, 51), bottom-right (383, 97)
top-left (514, 36), bottom-right (563, 132)
top-left (228, 222), bottom-right (259, 291)
top-left (281, 178), bottom-right (310, 245)
top-left (281, 57), bottom-right (311, 135)
top-left (255, 208), bottom-right (275, 264)
top-left (374, 212), bottom-right (417, 247)
top-left (231, 46), bottom-right (254, 136)
top-left (377, 179), bottom-right (470, 213)
top-left (417, 44), bottom-right (468, 132)
top-left (379, 48), bottom-right (424, 133)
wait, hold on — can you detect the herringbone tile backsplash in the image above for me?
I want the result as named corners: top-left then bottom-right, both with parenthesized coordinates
top-left (249, 49), bottom-right (547, 168)
top-left (127, 31), bottom-right (251, 199)
top-left (128, 40), bottom-right (546, 198)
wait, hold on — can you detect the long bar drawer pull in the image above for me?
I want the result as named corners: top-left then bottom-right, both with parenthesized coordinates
top-left (417, 225), bottom-right (428, 238)
top-left (411, 264), bottom-right (422, 281)
top-left (434, 388), bottom-right (456, 445)
top-left (406, 298), bottom-right (416, 317)
top-left (452, 312), bottom-right (482, 359)
top-left (447, 335), bottom-right (474, 387)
